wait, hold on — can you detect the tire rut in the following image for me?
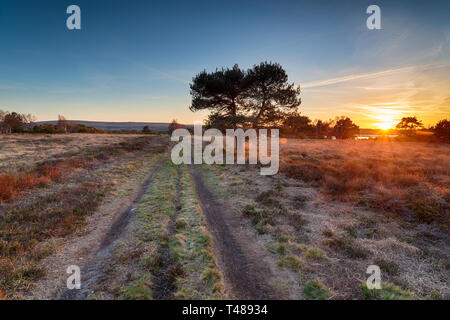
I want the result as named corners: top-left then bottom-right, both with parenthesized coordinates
top-left (56, 154), bottom-right (168, 300)
top-left (190, 165), bottom-right (284, 299)
top-left (152, 165), bottom-right (182, 299)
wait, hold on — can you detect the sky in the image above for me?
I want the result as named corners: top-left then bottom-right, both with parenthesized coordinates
top-left (1, 0), bottom-right (449, 128)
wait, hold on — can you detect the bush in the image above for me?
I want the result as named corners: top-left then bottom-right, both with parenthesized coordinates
top-left (277, 255), bottom-right (303, 271)
top-left (325, 237), bottom-right (368, 259)
top-left (407, 199), bottom-right (441, 224)
top-left (374, 258), bottom-right (400, 276)
top-left (305, 247), bottom-right (325, 260)
top-left (303, 279), bottom-right (333, 300)
top-left (255, 190), bottom-right (282, 207)
top-left (360, 282), bottom-right (412, 300)
top-left (242, 204), bottom-right (274, 226)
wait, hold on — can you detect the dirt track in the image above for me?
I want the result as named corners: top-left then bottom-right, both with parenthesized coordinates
top-left (21, 143), bottom-right (284, 299)
top-left (56, 155), bottom-right (168, 300)
top-left (191, 165), bottom-right (284, 299)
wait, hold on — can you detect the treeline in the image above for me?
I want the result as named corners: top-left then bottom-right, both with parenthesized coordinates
top-left (280, 114), bottom-right (360, 139)
top-left (393, 116), bottom-right (450, 142)
top-left (34, 116), bottom-right (106, 134)
top-left (188, 61), bottom-right (359, 139)
top-left (0, 110), bottom-right (35, 134)
top-left (279, 114), bottom-right (448, 141)
top-left (189, 62), bottom-right (450, 141)
top-left (0, 112), bottom-right (158, 134)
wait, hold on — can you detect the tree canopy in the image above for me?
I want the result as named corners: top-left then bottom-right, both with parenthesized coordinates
top-left (433, 119), bottom-right (450, 141)
top-left (333, 117), bottom-right (360, 139)
top-left (396, 116), bottom-right (423, 136)
top-left (243, 62), bottom-right (301, 127)
top-left (0, 110), bottom-right (35, 133)
top-left (189, 64), bottom-right (246, 119)
top-left (189, 62), bottom-right (300, 128)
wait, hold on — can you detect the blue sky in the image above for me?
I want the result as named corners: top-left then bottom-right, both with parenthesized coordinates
top-left (1, 0), bottom-right (449, 127)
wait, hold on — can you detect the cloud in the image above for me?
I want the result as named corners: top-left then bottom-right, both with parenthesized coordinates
top-left (301, 61), bottom-right (450, 89)
top-left (140, 65), bottom-right (190, 84)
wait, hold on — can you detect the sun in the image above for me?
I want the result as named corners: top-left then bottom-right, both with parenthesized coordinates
top-left (376, 122), bottom-right (396, 130)
top-left (372, 114), bottom-right (399, 130)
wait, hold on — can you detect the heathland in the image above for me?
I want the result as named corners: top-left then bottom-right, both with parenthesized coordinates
top-left (0, 134), bottom-right (448, 300)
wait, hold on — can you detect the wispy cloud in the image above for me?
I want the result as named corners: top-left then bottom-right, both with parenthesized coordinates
top-left (139, 65), bottom-right (190, 84)
top-left (301, 61), bottom-right (450, 89)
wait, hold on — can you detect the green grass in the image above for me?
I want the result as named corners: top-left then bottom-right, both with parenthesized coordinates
top-left (171, 165), bottom-right (224, 299)
top-left (132, 159), bottom-right (178, 298)
top-left (305, 247), bottom-right (325, 260)
top-left (374, 258), bottom-right (400, 276)
top-left (132, 161), bottom-right (224, 300)
top-left (277, 255), bottom-right (304, 271)
top-left (303, 279), bottom-right (333, 300)
top-left (325, 237), bottom-right (368, 259)
top-left (360, 282), bottom-right (413, 300)
top-left (241, 204), bottom-right (275, 226)
top-left (122, 274), bottom-right (153, 300)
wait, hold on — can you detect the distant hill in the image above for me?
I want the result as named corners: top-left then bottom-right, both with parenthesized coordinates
top-left (34, 121), bottom-right (387, 134)
top-left (34, 120), bottom-right (180, 132)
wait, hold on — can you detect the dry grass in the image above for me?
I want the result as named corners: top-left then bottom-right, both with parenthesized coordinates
top-left (0, 134), bottom-right (167, 297)
top-left (0, 134), bottom-right (150, 173)
top-left (200, 139), bottom-right (449, 299)
top-left (280, 139), bottom-right (450, 225)
top-left (0, 134), bottom-right (157, 203)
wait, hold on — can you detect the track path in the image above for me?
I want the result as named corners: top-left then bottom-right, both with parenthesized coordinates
top-left (57, 155), bottom-right (168, 299)
top-left (191, 165), bottom-right (284, 299)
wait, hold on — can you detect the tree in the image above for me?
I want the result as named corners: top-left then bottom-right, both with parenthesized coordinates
top-left (433, 119), bottom-right (450, 141)
top-left (333, 117), bottom-right (359, 139)
top-left (168, 119), bottom-right (183, 134)
top-left (0, 111), bottom-right (35, 133)
top-left (0, 110), bottom-right (6, 133)
top-left (281, 112), bottom-right (313, 137)
top-left (33, 124), bottom-right (61, 134)
top-left (22, 113), bottom-right (36, 131)
top-left (189, 64), bottom-right (246, 121)
top-left (395, 116), bottom-right (423, 136)
top-left (243, 62), bottom-right (301, 128)
top-left (3, 112), bottom-right (24, 133)
top-left (313, 119), bottom-right (334, 139)
top-left (57, 115), bottom-right (68, 133)
top-left (204, 112), bottom-right (250, 131)
top-left (142, 125), bottom-right (151, 134)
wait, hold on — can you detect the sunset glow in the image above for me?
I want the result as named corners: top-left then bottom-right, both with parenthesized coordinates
top-left (372, 114), bottom-right (400, 130)
top-left (0, 1), bottom-right (449, 128)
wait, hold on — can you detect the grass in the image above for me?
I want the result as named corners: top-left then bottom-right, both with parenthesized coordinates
top-left (303, 279), bottom-right (333, 300)
top-left (0, 179), bottom-right (106, 295)
top-left (171, 165), bottom-right (224, 299)
top-left (277, 255), bottom-right (303, 271)
top-left (325, 237), bottom-right (368, 259)
top-left (242, 204), bottom-right (275, 227)
top-left (125, 161), bottom-right (224, 300)
top-left (0, 135), bottom-right (167, 298)
top-left (122, 274), bottom-right (153, 300)
top-left (280, 140), bottom-right (450, 224)
top-left (374, 258), bottom-right (400, 276)
top-left (197, 139), bottom-right (449, 299)
top-left (360, 282), bottom-right (413, 300)
top-left (255, 190), bottom-right (282, 208)
top-left (305, 247), bottom-right (325, 260)
top-left (0, 135), bottom-right (162, 203)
